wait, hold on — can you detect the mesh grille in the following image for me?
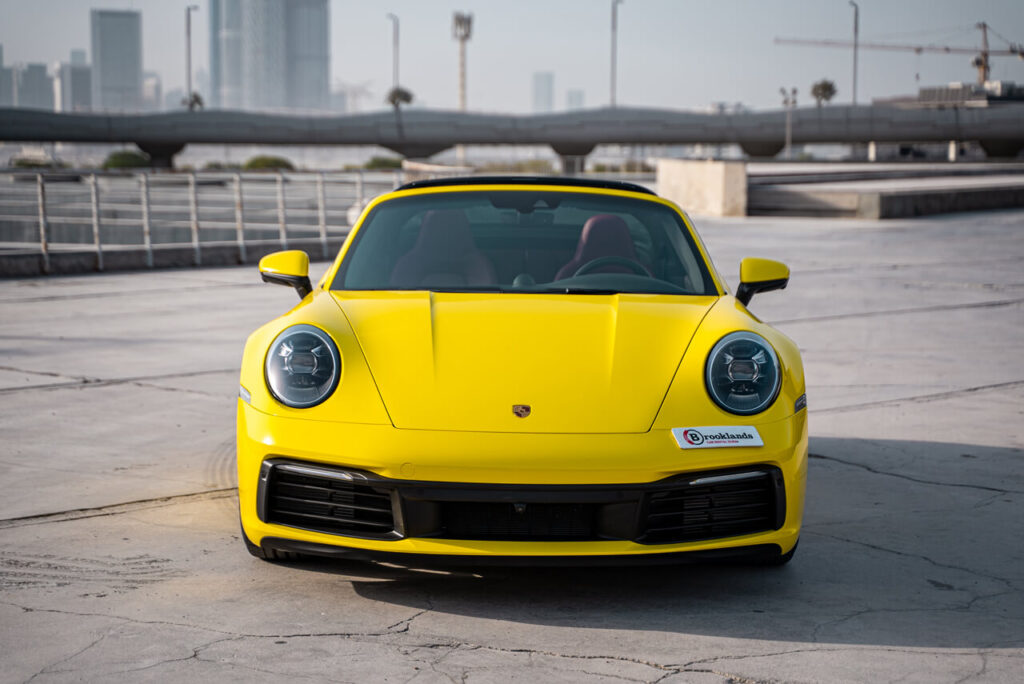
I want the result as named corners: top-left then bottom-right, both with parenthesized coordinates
top-left (639, 473), bottom-right (778, 544)
top-left (265, 468), bottom-right (395, 538)
top-left (260, 461), bottom-right (782, 545)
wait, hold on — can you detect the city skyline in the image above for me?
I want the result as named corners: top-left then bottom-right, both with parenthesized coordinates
top-left (1, 0), bottom-right (1023, 113)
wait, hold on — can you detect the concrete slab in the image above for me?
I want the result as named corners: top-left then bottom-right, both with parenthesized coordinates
top-left (749, 176), bottom-right (1024, 219)
top-left (0, 212), bottom-right (1022, 682)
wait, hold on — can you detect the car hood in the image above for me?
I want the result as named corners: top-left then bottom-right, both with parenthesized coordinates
top-left (330, 291), bottom-right (717, 433)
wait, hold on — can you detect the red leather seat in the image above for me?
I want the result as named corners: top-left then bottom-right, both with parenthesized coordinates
top-left (555, 214), bottom-right (640, 280)
top-left (389, 210), bottom-right (497, 287)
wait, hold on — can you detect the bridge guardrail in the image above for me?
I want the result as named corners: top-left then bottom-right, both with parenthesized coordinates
top-left (0, 169), bottom-right (407, 274)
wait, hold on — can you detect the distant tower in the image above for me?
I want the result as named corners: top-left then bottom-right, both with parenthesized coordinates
top-left (532, 72), bottom-right (554, 113)
top-left (15, 64), bottom-right (54, 110)
top-left (240, 0), bottom-right (285, 110)
top-left (54, 62), bottom-right (92, 112)
top-left (567, 89), bottom-right (584, 111)
top-left (90, 10), bottom-right (142, 112)
top-left (0, 45), bottom-right (14, 107)
top-left (209, 0), bottom-right (242, 108)
top-left (212, 0), bottom-right (328, 111)
top-left (142, 72), bottom-right (162, 111)
top-left (284, 0), bottom-right (330, 111)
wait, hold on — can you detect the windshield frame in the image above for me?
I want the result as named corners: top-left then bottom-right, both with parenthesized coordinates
top-left (328, 186), bottom-right (722, 297)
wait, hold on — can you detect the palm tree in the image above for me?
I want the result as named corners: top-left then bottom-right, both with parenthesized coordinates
top-left (810, 79), bottom-right (837, 107)
top-left (181, 91), bottom-right (204, 111)
top-left (386, 86), bottom-right (414, 139)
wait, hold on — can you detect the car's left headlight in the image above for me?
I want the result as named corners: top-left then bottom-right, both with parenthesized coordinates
top-left (265, 324), bottom-right (341, 408)
top-left (705, 331), bottom-right (781, 415)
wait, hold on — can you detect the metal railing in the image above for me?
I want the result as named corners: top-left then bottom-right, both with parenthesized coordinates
top-left (0, 169), bottom-right (407, 273)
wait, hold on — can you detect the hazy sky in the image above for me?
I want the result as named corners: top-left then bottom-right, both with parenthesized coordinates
top-left (2, 0), bottom-right (1023, 112)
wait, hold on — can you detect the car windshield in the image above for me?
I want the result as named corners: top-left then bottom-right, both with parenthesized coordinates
top-left (331, 190), bottom-right (717, 295)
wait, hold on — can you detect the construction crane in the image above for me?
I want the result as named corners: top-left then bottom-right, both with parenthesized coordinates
top-left (776, 22), bottom-right (1023, 85)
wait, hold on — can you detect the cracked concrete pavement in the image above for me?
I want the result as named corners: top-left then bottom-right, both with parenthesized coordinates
top-left (1, 209), bottom-right (1022, 682)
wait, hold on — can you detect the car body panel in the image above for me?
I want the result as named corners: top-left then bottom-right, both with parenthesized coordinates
top-left (237, 400), bottom-right (806, 557)
top-left (331, 290), bottom-right (718, 433)
top-left (237, 179), bottom-right (808, 563)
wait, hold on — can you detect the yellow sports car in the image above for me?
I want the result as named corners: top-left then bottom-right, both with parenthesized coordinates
top-left (238, 177), bottom-right (806, 566)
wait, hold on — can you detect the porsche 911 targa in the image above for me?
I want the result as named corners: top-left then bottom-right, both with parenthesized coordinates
top-left (238, 177), bottom-right (807, 566)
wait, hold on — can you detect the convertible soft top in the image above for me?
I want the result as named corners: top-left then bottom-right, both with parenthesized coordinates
top-left (396, 175), bottom-right (657, 196)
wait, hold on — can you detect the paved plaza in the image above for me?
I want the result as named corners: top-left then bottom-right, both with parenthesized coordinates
top-left (1, 209), bottom-right (1022, 682)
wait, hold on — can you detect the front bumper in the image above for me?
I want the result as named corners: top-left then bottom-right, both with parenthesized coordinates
top-left (238, 401), bottom-right (807, 560)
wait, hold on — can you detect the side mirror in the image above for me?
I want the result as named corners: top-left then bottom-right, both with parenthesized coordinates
top-left (259, 250), bottom-right (313, 299)
top-left (735, 257), bottom-right (789, 306)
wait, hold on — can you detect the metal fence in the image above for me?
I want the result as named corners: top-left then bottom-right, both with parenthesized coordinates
top-left (0, 169), bottom-right (407, 273)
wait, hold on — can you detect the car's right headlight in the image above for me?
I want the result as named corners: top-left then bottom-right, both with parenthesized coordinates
top-left (265, 324), bottom-right (340, 408)
top-left (705, 331), bottom-right (781, 415)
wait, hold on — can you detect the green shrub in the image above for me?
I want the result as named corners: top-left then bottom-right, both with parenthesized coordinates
top-left (477, 159), bottom-right (553, 174)
top-left (10, 157), bottom-right (68, 169)
top-left (102, 150), bottom-right (151, 169)
top-left (364, 156), bottom-right (403, 170)
top-left (243, 155), bottom-right (295, 171)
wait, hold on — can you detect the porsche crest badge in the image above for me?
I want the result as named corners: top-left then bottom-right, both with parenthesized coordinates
top-left (512, 404), bottom-right (531, 418)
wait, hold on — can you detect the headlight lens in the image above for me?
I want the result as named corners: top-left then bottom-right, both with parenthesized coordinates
top-left (705, 331), bottom-right (781, 415)
top-left (265, 324), bottom-right (340, 408)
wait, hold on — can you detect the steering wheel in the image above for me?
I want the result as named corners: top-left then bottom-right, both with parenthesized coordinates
top-left (573, 256), bottom-right (652, 277)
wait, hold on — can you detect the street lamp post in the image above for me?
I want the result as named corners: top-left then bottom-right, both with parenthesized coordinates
top-left (453, 12), bottom-right (473, 165)
top-left (185, 4), bottom-right (199, 110)
top-left (453, 13), bottom-right (472, 111)
top-left (780, 87), bottom-right (797, 159)
top-left (611, 0), bottom-right (624, 107)
top-left (849, 1), bottom-right (859, 106)
top-left (386, 13), bottom-right (400, 90)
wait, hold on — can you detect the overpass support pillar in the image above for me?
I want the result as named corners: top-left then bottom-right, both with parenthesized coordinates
top-left (135, 142), bottom-right (185, 169)
top-left (559, 154), bottom-right (588, 176)
top-left (551, 144), bottom-right (595, 177)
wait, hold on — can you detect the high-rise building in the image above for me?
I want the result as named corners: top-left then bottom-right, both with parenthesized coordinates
top-left (70, 49), bottom-right (87, 66)
top-left (142, 72), bottom-right (163, 111)
top-left (209, 0), bottom-right (243, 108)
top-left (240, 0), bottom-right (286, 110)
top-left (90, 10), bottom-right (142, 111)
top-left (54, 62), bottom-right (92, 112)
top-left (210, 0), bottom-right (328, 111)
top-left (567, 89), bottom-right (584, 111)
top-left (285, 0), bottom-right (329, 110)
top-left (533, 72), bottom-right (554, 113)
top-left (15, 64), bottom-right (54, 110)
top-left (0, 45), bottom-right (13, 107)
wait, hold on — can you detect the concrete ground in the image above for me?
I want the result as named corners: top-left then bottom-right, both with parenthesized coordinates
top-left (1, 209), bottom-right (1022, 683)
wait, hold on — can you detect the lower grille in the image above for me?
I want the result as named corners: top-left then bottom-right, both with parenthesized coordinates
top-left (263, 464), bottom-right (397, 539)
top-left (439, 502), bottom-right (598, 541)
top-left (258, 459), bottom-right (783, 545)
top-left (638, 471), bottom-right (780, 544)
